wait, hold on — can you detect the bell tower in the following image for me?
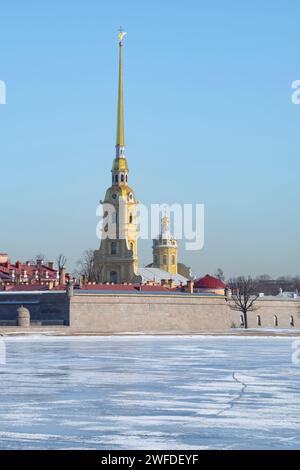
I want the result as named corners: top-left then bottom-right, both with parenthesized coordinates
top-left (94, 30), bottom-right (141, 284)
top-left (152, 215), bottom-right (178, 275)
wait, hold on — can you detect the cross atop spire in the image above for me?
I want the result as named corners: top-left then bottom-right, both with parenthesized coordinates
top-left (116, 27), bottom-right (126, 153)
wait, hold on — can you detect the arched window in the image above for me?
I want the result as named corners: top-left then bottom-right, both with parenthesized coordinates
top-left (163, 255), bottom-right (167, 265)
top-left (126, 175), bottom-right (128, 182)
top-left (111, 242), bottom-right (117, 255)
top-left (130, 243), bottom-right (133, 252)
top-left (274, 315), bottom-right (278, 327)
top-left (121, 174), bottom-right (125, 182)
top-left (115, 175), bottom-right (118, 183)
top-left (110, 271), bottom-right (117, 283)
top-left (129, 213), bottom-right (133, 224)
top-left (257, 315), bottom-right (261, 327)
top-left (290, 316), bottom-right (294, 327)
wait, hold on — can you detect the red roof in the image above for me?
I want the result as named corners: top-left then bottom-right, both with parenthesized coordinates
top-left (6, 285), bottom-right (50, 292)
top-left (194, 274), bottom-right (226, 289)
top-left (79, 284), bottom-right (172, 292)
top-left (136, 285), bottom-right (170, 292)
top-left (80, 284), bottom-right (136, 291)
top-left (2, 285), bottom-right (66, 292)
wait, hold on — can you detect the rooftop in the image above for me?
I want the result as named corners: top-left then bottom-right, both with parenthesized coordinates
top-left (194, 274), bottom-right (226, 289)
top-left (138, 267), bottom-right (188, 286)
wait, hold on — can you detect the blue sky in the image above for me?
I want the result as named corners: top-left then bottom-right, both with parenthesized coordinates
top-left (0, 0), bottom-right (299, 278)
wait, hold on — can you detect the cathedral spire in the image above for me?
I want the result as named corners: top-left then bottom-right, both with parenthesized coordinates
top-left (116, 28), bottom-right (126, 157)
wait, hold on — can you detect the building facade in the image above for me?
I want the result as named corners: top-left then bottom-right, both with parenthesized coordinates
top-left (0, 254), bottom-right (68, 290)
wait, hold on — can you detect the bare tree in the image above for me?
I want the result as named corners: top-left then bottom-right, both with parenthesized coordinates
top-left (228, 276), bottom-right (259, 329)
top-left (34, 253), bottom-right (47, 264)
top-left (215, 268), bottom-right (225, 282)
top-left (256, 274), bottom-right (272, 281)
top-left (75, 249), bottom-right (103, 284)
top-left (57, 254), bottom-right (67, 270)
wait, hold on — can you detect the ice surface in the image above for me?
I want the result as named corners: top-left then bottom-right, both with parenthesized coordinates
top-left (0, 335), bottom-right (300, 449)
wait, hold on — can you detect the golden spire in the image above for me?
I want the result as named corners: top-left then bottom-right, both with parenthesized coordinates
top-left (116, 27), bottom-right (126, 150)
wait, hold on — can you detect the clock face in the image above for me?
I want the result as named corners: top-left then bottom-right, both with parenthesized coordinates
top-left (112, 193), bottom-right (117, 200)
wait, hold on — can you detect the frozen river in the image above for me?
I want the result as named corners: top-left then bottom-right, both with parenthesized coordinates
top-left (0, 335), bottom-right (300, 449)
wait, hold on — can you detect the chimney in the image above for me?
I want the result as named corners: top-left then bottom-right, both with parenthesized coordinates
top-left (79, 276), bottom-right (85, 288)
top-left (187, 280), bottom-right (194, 294)
top-left (0, 253), bottom-right (9, 264)
top-left (59, 267), bottom-right (66, 286)
top-left (225, 287), bottom-right (232, 299)
top-left (66, 279), bottom-right (74, 298)
top-left (48, 261), bottom-right (54, 270)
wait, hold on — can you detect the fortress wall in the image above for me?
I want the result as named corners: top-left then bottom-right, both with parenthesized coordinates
top-left (1, 291), bottom-right (299, 333)
top-left (0, 292), bottom-right (70, 325)
top-left (70, 294), bottom-right (231, 332)
top-left (70, 294), bottom-right (300, 333)
top-left (237, 299), bottom-right (300, 329)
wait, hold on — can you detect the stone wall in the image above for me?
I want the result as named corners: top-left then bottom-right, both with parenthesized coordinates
top-left (1, 291), bottom-right (299, 332)
top-left (0, 292), bottom-right (70, 326)
top-left (230, 298), bottom-right (300, 329)
top-left (70, 293), bottom-right (300, 333)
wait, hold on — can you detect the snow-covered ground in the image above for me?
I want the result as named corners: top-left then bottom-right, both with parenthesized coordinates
top-left (0, 335), bottom-right (300, 449)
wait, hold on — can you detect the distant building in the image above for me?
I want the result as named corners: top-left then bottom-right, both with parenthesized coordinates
top-left (194, 274), bottom-right (226, 295)
top-left (146, 216), bottom-right (192, 284)
top-left (152, 215), bottom-right (178, 274)
top-left (255, 278), bottom-right (300, 296)
top-left (0, 255), bottom-right (69, 290)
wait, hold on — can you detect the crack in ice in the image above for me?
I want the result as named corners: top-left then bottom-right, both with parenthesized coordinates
top-left (214, 372), bottom-right (248, 417)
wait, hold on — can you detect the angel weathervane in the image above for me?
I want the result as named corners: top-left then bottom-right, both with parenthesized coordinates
top-left (118, 27), bottom-right (127, 45)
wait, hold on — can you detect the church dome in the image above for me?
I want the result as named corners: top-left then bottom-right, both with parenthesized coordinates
top-left (104, 185), bottom-right (136, 202)
top-left (194, 274), bottom-right (226, 289)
